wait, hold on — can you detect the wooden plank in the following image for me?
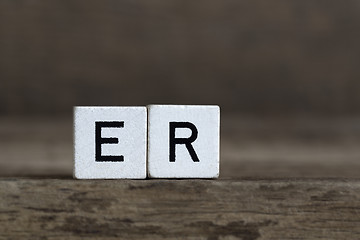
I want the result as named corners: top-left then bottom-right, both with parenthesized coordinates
top-left (1, 178), bottom-right (360, 239)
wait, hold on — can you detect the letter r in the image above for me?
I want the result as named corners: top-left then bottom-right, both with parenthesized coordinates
top-left (169, 122), bottom-right (200, 162)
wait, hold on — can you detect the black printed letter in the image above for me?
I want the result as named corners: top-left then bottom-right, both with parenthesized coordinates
top-left (95, 121), bottom-right (124, 162)
top-left (169, 122), bottom-right (200, 162)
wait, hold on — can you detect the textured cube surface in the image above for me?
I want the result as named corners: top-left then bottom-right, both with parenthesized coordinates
top-left (74, 106), bottom-right (147, 179)
top-left (148, 105), bottom-right (220, 178)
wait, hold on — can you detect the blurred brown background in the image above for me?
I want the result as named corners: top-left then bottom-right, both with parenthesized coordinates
top-left (1, 0), bottom-right (360, 178)
top-left (1, 0), bottom-right (360, 116)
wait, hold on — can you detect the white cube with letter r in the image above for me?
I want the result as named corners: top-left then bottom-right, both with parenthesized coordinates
top-left (148, 105), bottom-right (220, 178)
top-left (74, 106), bottom-right (147, 179)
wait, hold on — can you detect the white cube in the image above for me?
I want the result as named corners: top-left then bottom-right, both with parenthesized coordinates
top-left (148, 105), bottom-right (220, 178)
top-left (74, 106), bottom-right (147, 179)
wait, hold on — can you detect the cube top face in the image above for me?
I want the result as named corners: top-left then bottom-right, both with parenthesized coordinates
top-left (74, 106), bottom-right (147, 179)
top-left (148, 105), bottom-right (220, 178)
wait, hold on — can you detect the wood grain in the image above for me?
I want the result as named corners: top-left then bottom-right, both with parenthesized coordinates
top-left (1, 178), bottom-right (360, 239)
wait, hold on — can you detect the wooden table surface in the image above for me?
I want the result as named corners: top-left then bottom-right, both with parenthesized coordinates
top-left (1, 115), bottom-right (360, 239)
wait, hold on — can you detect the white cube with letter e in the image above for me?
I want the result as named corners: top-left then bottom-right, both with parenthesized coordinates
top-left (74, 106), bottom-right (147, 179)
top-left (147, 105), bottom-right (220, 178)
